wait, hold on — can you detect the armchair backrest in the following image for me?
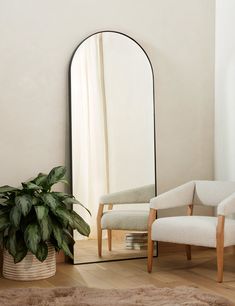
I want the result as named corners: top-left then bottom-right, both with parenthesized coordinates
top-left (193, 181), bottom-right (235, 207)
top-left (100, 184), bottom-right (155, 204)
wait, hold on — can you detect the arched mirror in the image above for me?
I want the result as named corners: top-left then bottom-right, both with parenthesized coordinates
top-left (70, 31), bottom-right (156, 264)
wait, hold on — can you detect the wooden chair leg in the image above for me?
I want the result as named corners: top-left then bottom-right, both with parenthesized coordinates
top-left (185, 205), bottom-right (193, 261)
top-left (216, 215), bottom-right (225, 283)
top-left (148, 239), bottom-right (154, 273)
top-left (107, 229), bottom-right (112, 251)
top-left (97, 204), bottom-right (104, 257)
top-left (97, 228), bottom-right (102, 257)
top-left (185, 245), bottom-right (191, 260)
top-left (217, 243), bottom-right (224, 283)
top-left (147, 208), bottom-right (157, 273)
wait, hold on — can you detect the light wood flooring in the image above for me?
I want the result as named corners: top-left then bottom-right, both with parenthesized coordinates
top-left (73, 239), bottom-right (157, 264)
top-left (0, 247), bottom-right (235, 304)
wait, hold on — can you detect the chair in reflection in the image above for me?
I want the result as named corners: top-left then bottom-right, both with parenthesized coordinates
top-left (147, 180), bottom-right (235, 282)
top-left (97, 184), bottom-right (155, 256)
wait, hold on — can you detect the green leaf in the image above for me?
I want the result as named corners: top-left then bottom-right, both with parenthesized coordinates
top-left (39, 216), bottom-right (52, 241)
top-left (41, 193), bottom-right (59, 211)
top-left (35, 241), bottom-right (48, 262)
top-left (14, 233), bottom-right (28, 263)
top-left (63, 198), bottom-right (91, 216)
top-left (34, 206), bottom-right (49, 221)
top-left (63, 229), bottom-right (75, 245)
top-left (71, 211), bottom-right (90, 237)
top-left (24, 223), bottom-right (41, 254)
top-left (3, 199), bottom-right (14, 206)
top-left (22, 182), bottom-right (42, 190)
top-left (0, 231), bottom-right (3, 248)
top-left (14, 247), bottom-right (28, 263)
top-left (51, 221), bottom-right (63, 248)
top-left (0, 213), bottom-right (10, 231)
top-left (57, 179), bottom-right (69, 185)
top-left (15, 195), bottom-right (32, 216)
top-left (54, 207), bottom-right (74, 227)
top-left (49, 236), bottom-right (60, 252)
top-left (0, 198), bottom-right (8, 205)
top-left (6, 228), bottom-right (17, 257)
top-left (32, 197), bottom-right (39, 206)
top-left (0, 185), bottom-right (19, 193)
top-left (9, 206), bottom-right (21, 228)
top-left (61, 240), bottom-right (73, 259)
top-left (46, 166), bottom-right (66, 188)
top-left (33, 173), bottom-right (48, 188)
top-left (51, 192), bottom-right (71, 200)
top-left (0, 207), bottom-right (10, 216)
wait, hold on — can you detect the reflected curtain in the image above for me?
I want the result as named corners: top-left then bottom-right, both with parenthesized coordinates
top-left (73, 33), bottom-right (109, 239)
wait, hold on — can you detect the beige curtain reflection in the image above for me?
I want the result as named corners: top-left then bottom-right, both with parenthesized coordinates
top-left (73, 33), bottom-right (109, 239)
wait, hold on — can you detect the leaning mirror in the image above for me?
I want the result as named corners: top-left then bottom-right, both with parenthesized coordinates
top-left (70, 31), bottom-right (156, 264)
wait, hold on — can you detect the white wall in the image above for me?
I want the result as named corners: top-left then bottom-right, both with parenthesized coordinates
top-left (215, 0), bottom-right (235, 181)
top-left (0, 0), bottom-right (214, 195)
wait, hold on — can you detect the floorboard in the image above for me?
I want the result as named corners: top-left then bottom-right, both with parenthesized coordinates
top-left (0, 248), bottom-right (235, 304)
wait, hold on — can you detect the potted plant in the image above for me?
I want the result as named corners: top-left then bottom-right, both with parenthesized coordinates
top-left (0, 166), bottom-right (90, 280)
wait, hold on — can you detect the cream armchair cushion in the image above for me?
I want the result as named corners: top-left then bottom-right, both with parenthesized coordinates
top-left (101, 210), bottom-right (149, 231)
top-left (152, 216), bottom-right (235, 248)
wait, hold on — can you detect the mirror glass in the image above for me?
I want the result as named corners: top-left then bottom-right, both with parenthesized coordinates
top-left (70, 31), bottom-right (156, 264)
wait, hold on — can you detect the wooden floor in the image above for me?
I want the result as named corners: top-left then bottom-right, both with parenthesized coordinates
top-left (73, 238), bottom-right (155, 264)
top-left (0, 247), bottom-right (235, 304)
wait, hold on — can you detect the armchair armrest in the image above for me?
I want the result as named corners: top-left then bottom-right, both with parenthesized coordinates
top-left (150, 181), bottom-right (195, 210)
top-left (217, 192), bottom-right (235, 216)
top-left (99, 184), bottom-right (155, 205)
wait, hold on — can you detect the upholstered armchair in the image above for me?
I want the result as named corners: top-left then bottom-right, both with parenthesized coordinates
top-left (97, 184), bottom-right (155, 257)
top-left (147, 180), bottom-right (235, 282)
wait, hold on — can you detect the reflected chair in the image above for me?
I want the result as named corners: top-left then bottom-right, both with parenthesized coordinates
top-left (147, 180), bottom-right (235, 282)
top-left (97, 184), bottom-right (155, 257)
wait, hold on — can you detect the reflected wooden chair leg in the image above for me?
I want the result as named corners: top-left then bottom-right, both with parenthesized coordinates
top-left (185, 245), bottom-right (191, 260)
top-left (216, 215), bottom-right (225, 283)
top-left (107, 229), bottom-right (112, 251)
top-left (107, 204), bottom-right (113, 252)
top-left (97, 204), bottom-right (104, 257)
top-left (97, 227), bottom-right (102, 257)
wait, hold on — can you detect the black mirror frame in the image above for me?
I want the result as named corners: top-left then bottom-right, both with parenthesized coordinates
top-left (68, 30), bottom-right (157, 262)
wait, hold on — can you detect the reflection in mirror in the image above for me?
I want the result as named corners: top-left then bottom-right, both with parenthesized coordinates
top-left (70, 31), bottom-right (156, 264)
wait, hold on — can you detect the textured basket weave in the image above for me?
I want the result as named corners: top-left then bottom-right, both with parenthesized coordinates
top-left (3, 244), bottom-right (56, 281)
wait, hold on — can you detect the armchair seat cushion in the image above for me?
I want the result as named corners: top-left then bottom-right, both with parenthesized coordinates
top-left (152, 216), bottom-right (235, 248)
top-left (101, 210), bottom-right (149, 231)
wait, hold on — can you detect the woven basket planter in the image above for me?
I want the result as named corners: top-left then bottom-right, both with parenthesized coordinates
top-left (3, 244), bottom-right (56, 281)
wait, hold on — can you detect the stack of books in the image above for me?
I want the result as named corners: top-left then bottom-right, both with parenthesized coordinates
top-left (125, 232), bottom-right (148, 250)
